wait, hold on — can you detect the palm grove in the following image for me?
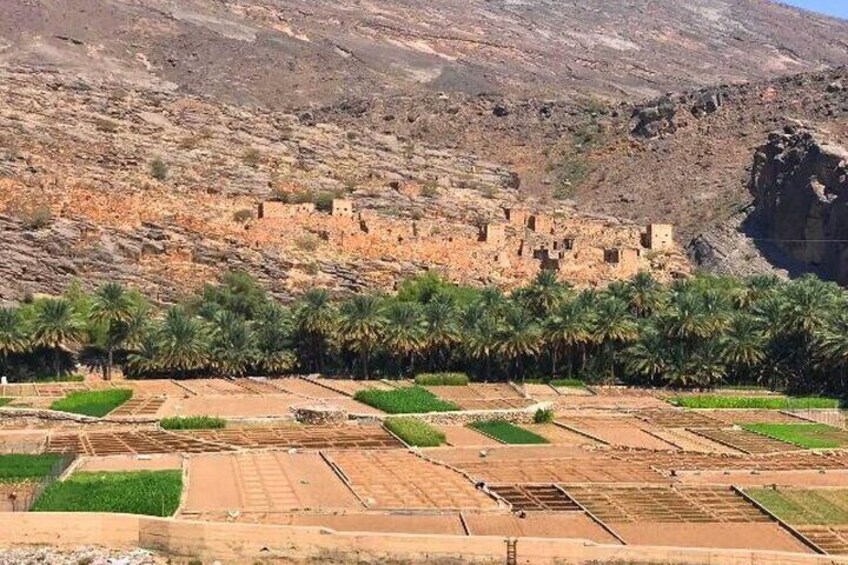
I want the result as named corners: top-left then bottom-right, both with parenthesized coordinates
top-left (0, 270), bottom-right (847, 395)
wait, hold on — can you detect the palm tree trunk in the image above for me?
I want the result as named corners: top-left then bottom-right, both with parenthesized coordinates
top-left (106, 346), bottom-right (114, 381)
top-left (53, 348), bottom-right (61, 379)
top-left (550, 345), bottom-right (557, 378)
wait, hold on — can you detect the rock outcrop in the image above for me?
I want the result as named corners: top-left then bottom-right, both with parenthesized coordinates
top-left (749, 126), bottom-right (848, 283)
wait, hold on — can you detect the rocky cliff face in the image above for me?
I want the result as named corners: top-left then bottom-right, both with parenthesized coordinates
top-left (749, 126), bottom-right (848, 283)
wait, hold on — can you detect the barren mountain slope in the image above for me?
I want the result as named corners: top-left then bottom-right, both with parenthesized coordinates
top-left (1, 0), bottom-right (847, 108)
top-left (0, 67), bottom-right (689, 302)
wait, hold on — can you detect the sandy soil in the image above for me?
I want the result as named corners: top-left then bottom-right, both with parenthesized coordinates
top-left (439, 426), bottom-right (500, 447)
top-left (524, 423), bottom-right (599, 446)
top-left (557, 417), bottom-right (678, 450)
top-left (76, 454), bottom-right (183, 472)
top-left (611, 521), bottom-right (813, 553)
top-left (704, 409), bottom-right (808, 425)
top-left (272, 379), bottom-right (348, 399)
top-left (647, 427), bottom-right (744, 454)
top-left (523, 383), bottom-right (559, 399)
top-left (554, 395), bottom-right (668, 410)
top-left (451, 455), bottom-right (668, 484)
top-left (326, 450), bottom-right (498, 510)
top-left (679, 469), bottom-right (848, 487)
top-left (183, 452), bottom-right (362, 513)
top-left (157, 395), bottom-right (301, 418)
top-left (464, 512), bottom-right (620, 543)
top-left (121, 380), bottom-right (190, 397)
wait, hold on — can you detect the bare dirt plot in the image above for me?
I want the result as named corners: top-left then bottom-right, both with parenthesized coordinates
top-left (796, 525), bottom-right (848, 555)
top-left (562, 485), bottom-right (769, 523)
top-left (122, 380), bottom-right (188, 397)
top-left (618, 449), bottom-right (848, 473)
top-left (488, 484), bottom-right (580, 512)
top-left (451, 455), bottom-right (668, 484)
top-left (522, 424), bottom-right (598, 446)
top-left (174, 379), bottom-right (246, 396)
top-left (309, 398), bottom-right (385, 416)
top-left (182, 452), bottom-right (361, 514)
top-left (612, 522), bottom-right (812, 553)
top-left (45, 430), bottom-right (232, 456)
top-left (523, 383), bottom-right (559, 400)
top-left (464, 512), bottom-right (620, 543)
top-left (556, 416), bottom-right (677, 450)
top-left (439, 426), bottom-right (500, 447)
top-left (645, 427), bottom-right (744, 454)
top-left (679, 470), bottom-right (848, 488)
top-left (185, 424), bottom-right (401, 450)
top-left (0, 382), bottom-right (90, 398)
top-left (76, 454), bottom-right (182, 472)
top-left (310, 379), bottom-right (396, 397)
top-left (192, 511), bottom-right (467, 535)
top-left (690, 428), bottom-right (800, 454)
top-left (325, 450), bottom-right (498, 511)
top-left (273, 379), bottom-right (348, 399)
top-left (230, 378), bottom-right (289, 395)
top-left (425, 383), bottom-right (533, 411)
top-left (633, 409), bottom-right (723, 428)
top-left (157, 395), bottom-right (302, 418)
top-left (108, 396), bottom-right (165, 417)
top-left (555, 394), bottom-right (668, 410)
top-left (705, 410), bottom-right (807, 425)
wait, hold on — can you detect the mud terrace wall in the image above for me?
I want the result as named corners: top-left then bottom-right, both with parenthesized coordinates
top-left (1, 513), bottom-right (846, 565)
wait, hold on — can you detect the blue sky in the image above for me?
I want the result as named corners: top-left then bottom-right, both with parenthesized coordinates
top-left (781, 0), bottom-right (848, 19)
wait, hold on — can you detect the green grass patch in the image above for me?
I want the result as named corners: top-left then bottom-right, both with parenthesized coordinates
top-left (670, 395), bottom-right (838, 410)
top-left (549, 378), bottom-right (586, 388)
top-left (747, 488), bottom-right (848, 525)
top-left (0, 398), bottom-right (11, 408)
top-left (32, 470), bottom-right (183, 516)
top-left (50, 389), bottom-right (133, 417)
top-left (744, 423), bottom-right (848, 449)
top-left (414, 372), bottom-right (469, 386)
top-left (0, 454), bottom-right (62, 483)
top-left (354, 386), bottom-right (459, 414)
top-left (160, 416), bottom-right (226, 430)
top-left (384, 417), bottom-right (445, 447)
top-left (469, 420), bottom-right (549, 445)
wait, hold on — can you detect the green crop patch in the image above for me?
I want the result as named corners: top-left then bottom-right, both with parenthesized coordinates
top-left (670, 395), bottom-right (838, 410)
top-left (50, 389), bottom-right (133, 417)
top-left (0, 454), bottom-right (62, 483)
top-left (32, 470), bottom-right (183, 516)
top-left (160, 416), bottom-right (226, 430)
top-left (354, 386), bottom-right (459, 414)
top-left (549, 378), bottom-right (586, 388)
top-left (413, 372), bottom-right (469, 386)
top-left (744, 423), bottom-right (848, 449)
top-left (0, 398), bottom-right (11, 408)
top-left (469, 420), bottom-right (550, 445)
top-left (384, 417), bottom-right (445, 447)
top-left (747, 488), bottom-right (848, 525)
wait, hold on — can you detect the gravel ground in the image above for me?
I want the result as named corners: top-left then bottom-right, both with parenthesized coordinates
top-left (0, 547), bottom-right (167, 565)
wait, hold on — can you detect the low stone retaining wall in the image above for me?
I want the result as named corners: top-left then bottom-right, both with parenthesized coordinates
top-left (0, 408), bottom-right (158, 429)
top-left (0, 513), bottom-right (845, 565)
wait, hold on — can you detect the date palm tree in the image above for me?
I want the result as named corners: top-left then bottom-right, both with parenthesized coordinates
top-left (462, 304), bottom-right (501, 381)
top-left (719, 314), bottom-right (766, 384)
top-left (293, 289), bottom-right (337, 373)
top-left (254, 303), bottom-right (297, 374)
top-left (382, 302), bottom-right (426, 376)
top-left (210, 311), bottom-right (258, 378)
top-left (496, 304), bottom-right (541, 382)
top-left (339, 294), bottom-right (386, 379)
top-left (544, 298), bottom-right (592, 377)
top-left (423, 295), bottom-right (461, 370)
top-left (155, 307), bottom-right (210, 377)
top-left (89, 283), bottom-right (135, 380)
top-left (0, 308), bottom-right (27, 378)
top-left (592, 297), bottom-right (638, 383)
top-left (30, 299), bottom-right (85, 378)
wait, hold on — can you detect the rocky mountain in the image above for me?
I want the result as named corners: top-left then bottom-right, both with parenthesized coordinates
top-left (2, 0), bottom-right (848, 300)
top-left (3, 0), bottom-right (848, 108)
